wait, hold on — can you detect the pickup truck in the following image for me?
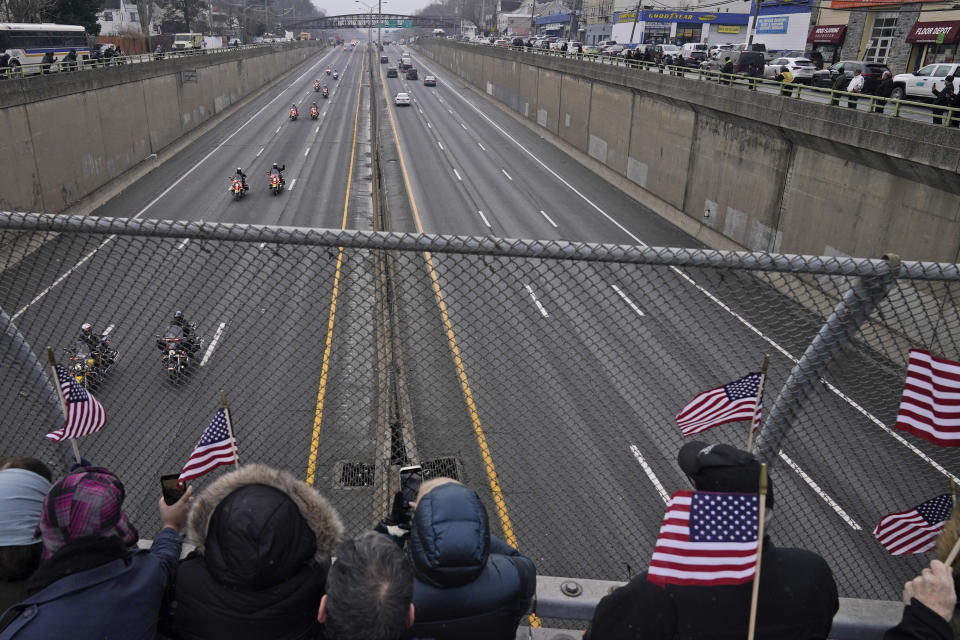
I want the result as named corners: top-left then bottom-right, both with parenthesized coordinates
top-left (891, 63), bottom-right (960, 101)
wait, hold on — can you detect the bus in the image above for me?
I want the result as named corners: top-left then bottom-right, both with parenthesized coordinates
top-left (0, 23), bottom-right (89, 74)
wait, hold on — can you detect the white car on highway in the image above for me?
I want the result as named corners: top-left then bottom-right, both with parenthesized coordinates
top-left (395, 92), bottom-right (411, 106)
top-left (891, 63), bottom-right (960, 101)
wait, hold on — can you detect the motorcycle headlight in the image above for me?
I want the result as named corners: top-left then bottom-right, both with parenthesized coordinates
top-left (87, 358), bottom-right (95, 366)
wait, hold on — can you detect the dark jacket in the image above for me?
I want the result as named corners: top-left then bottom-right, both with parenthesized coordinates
top-left (884, 599), bottom-right (952, 640)
top-left (933, 82), bottom-right (956, 106)
top-left (403, 483), bottom-right (536, 640)
top-left (586, 538), bottom-right (838, 640)
top-left (875, 76), bottom-right (893, 98)
top-left (0, 528), bottom-right (181, 639)
top-left (164, 464), bottom-right (344, 640)
top-left (832, 73), bottom-right (850, 92)
top-left (721, 60), bottom-right (734, 75)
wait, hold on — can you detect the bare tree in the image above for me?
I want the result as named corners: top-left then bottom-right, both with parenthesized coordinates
top-left (135, 0), bottom-right (156, 38)
top-left (2, 0), bottom-right (55, 22)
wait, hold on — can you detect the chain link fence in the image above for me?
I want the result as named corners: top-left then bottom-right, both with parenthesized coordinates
top-left (1, 212), bottom-right (959, 602)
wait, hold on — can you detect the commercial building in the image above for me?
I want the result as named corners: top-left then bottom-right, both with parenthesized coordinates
top-left (814, 0), bottom-right (960, 73)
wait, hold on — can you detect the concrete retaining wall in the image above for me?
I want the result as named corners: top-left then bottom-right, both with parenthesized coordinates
top-left (416, 40), bottom-right (960, 262)
top-left (0, 42), bottom-right (323, 213)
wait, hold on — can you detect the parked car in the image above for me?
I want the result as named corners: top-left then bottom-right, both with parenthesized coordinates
top-left (423, 74), bottom-right (437, 86)
top-left (655, 44), bottom-right (682, 60)
top-left (681, 42), bottom-right (710, 59)
top-left (582, 44), bottom-right (600, 55)
top-left (681, 50), bottom-right (707, 66)
top-left (493, 38), bottom-right (509, 46)
top-left (781, 49), bottom-right (825, 69)
top-left (406, 67), bottom-right (418, 79)
top-left (511, 37), bottom-right (525, 47)
top-left (603, 44), bottom-right (625, 56)
top-left (700, 50), bottom-right (765, 76)
top-left (763, 57), bottom-right (817, 84)
top-left (395, 92), bottom-right (411, 106)
top-left (891, 63), bottom-right (960, 101)
top-left (386, 67), bottom-right (398, 77)
top-left (812, 60), bottom-right (891, 93)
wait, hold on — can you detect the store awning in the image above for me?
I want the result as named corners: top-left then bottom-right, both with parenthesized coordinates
top-left (807, 24), bottom-right (846, 44)
top-left (905, 21), bottom-right (960, 44)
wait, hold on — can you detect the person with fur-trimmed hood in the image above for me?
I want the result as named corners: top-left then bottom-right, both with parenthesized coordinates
top-left (162, 464), bottom-right (344, 640)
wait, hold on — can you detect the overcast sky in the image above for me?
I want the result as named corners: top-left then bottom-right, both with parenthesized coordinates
top-left (313, 0), bottom-right (432, 20)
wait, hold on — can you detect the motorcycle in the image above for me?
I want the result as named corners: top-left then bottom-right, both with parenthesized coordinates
top-left (326, 68), bottom-right (331, 75)
top-left (313, 80), bottom-right (321, 91)
top-left (229, 177), bottom-right (245, 200)
top-left (64, 337), bottom-right (118, 389)
top-left (269, 171), bottom-right (284, 195)
top-left (158, 324), bottom-right (201, 383)
top-left (289, 106), bottom-right (298, 120)
top-left (332, 71), bottom-right (338, 80)
top-left (310, 106), bottom-right (319, 119)
top-left (321, 87), bottom-right (329, 98)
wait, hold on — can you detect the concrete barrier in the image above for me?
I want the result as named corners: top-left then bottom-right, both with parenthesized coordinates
top-left (415, 40), bottom-right (960, 263)
top-left (0, 42), bottom-right (323, 213)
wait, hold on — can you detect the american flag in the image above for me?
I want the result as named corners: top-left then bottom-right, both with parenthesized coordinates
top-left (178, 409), bottom-right (238, 484)
top-left (895, 349), bottom-right (960, 447)
top-left (874, 494), bottom-right (953, 555)
top-left (676, 373), bottom-right (762, 437)
top-left (648, 490), bottom-right (760, 587)
top-left (45, 364), bottom-right (107, 442)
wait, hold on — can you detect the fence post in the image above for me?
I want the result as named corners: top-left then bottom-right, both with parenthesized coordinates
top-left (753, 254), bottom-right (902, 465)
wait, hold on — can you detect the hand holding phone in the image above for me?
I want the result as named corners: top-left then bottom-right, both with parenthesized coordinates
top-left (399, 465), bottom-right (423, 507)
top-left (161, 474), bottom-right (187, 506)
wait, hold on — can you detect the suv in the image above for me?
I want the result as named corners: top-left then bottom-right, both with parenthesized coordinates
top-left (380, 55), bottom-right (388, 63)
top-left (701, 50), bottom-right (765, 76)
top-left (891, 63), bottom-right (960, 101)
top-left (406, 68), bottom-right (418, 80)
top-left (812, 60), bottom-right (891, 93)
top-left (386, 67), bottom-right (398, 77)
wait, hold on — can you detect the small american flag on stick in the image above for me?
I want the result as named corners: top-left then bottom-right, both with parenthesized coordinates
top-left (676, 373), bottom-right (762, 437)
top-left (874, 494), bottom-right (953, 555)
top-left (648, 490), bottom-right (760, 587)
top-left (895, 349), bottom-right (960, 447)
top-left (46, 364), bottom-right (107, 442)
top-left (178, 408), bottom-right (238, 484)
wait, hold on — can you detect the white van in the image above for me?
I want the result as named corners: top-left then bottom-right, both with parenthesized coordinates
top-left (681, 42), bottom-right (709, 57)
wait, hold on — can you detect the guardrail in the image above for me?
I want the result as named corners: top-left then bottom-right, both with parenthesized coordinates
top-left (1, 213), bottom-right (958, 605)
top-left (0, 40), bottom-right (322, 81)
top-left (454, 41), bottom-right (960, 127)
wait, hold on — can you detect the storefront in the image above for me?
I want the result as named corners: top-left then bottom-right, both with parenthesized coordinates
top-left (905, 20), bottom-right (960, 69)
top-left (610, 9), bottom-right (749, 44)
top-left (535, 13), bottom-right (571, 38)
top-left (807, 24), bottom-right (846, 64)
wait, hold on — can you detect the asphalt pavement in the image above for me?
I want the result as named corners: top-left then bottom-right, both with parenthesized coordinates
top-left (0, 41), bottom-right (949, 600)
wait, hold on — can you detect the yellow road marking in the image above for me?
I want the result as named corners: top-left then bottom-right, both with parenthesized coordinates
top-left (306, 52), bottom-right (365, 486)
top-left (377, 63), bottom-right (541, 627)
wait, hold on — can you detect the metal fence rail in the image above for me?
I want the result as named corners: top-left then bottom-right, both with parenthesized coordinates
top-left (1, 212), bottom-right (958, 602)
top-left (448, 41), bottom-right (960, 127)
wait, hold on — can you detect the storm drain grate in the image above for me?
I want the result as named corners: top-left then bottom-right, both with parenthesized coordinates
top-left (335, 461), bottom-right (374, 488)
top-left (422, 457), bottom-right (463, 482)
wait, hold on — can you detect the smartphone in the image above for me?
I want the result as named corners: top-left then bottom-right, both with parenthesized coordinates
top-left (161, 474), bottom-right (186, 506)
top-left (399, 465), bottom-right (423, 506)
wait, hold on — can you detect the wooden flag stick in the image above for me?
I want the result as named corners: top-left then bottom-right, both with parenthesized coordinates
top-left (47, 346), bottom-right (82, 464)
top-left (747, 463), bottom-right (768, 640)
top-left (221, 390), bottom-right (239, 465)
top-left (952, 477), bottom-right (956, 509)
top-left (746, 355), bottom-right (770, 453)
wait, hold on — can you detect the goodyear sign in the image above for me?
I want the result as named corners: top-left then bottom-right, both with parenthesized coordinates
top-left (615, 10), bottom-right (748, 24)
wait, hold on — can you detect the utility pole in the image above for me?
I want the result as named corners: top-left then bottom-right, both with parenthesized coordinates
top-left (569, 0), bottom-right (581, 41)
top-left (747, 0), bottom-right (761, 46)
top-left (529, 0), bottom-right (535, 38)
top-left (628, 0), bottom-right (642, 43)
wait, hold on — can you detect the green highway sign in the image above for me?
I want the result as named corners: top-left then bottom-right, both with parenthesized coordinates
top-left (402, 19), bottom-right (412, 27)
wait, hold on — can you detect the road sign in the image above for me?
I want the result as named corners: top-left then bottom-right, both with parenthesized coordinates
top-left (387, 19), bottom-right (398, 27)
top-left (402, 19), bottom-right (412, 27)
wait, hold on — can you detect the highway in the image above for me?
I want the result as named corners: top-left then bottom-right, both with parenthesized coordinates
top-left (0, 40), bottom-right (950, 603)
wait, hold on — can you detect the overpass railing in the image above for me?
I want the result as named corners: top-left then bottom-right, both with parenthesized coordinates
top-left (442, 40), bottom-right (960, 127)
top-left (1, 213), bottom-right (958, 606)
top-left (0, 40), bottom-right (323, 81)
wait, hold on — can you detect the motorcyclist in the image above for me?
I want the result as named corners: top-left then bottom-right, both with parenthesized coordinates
top-left (234, 167), bottom-right (248, 191)
top-left (333, 69), bottom-right (338, 80)
top-left (290, 103), bottom-right (298, 118)
top-left (270, 162), bottom-right (286, 186)
top-left (157, 310), bottom-right (198, 356)
top-left (314, 79), bottom-right (321, 90)
top-left (310, 102), bottom-right (319, 116)
top-left (78, 323), bottom-right (114, 364)
top-left (326, 67), bottom-right (331, 75)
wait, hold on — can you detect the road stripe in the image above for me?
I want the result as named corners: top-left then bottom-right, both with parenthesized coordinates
top-left (379, 63), bottom-right (541, 628)
top-left (611, 284), bottom-right (645, 317)
top-left (630, 445), bottom-right (669, 503)
top-left (307, 50), bottom-right (365, 486)
top-left (315, 126), bottom-right (320, 134)
top-left (502, 168), bottom-right (513, 181)
top-left (461, 122), bottom-right (468, 130)
top-left (540, 210), bottom-right (558, 227)
top-left (275, 125), bottom-right (281, 134)
top-left (478, 142), bottom-right (486, 151)
top-left (438, 141), bottom-right (444, 150)
top-left (102, 324), bottom-right (114, 336)
top-left (419, 107), bottom-right (424, 114)
top-left (176, 238), bottom-right (190, 250)
top-left (778, 450), bottom-right (861, 530)
top-left (427, 122), bottom-right (432, 128)
top-left (289, 178), bottom-right (297, 192)
top-left (304, 146), bottom-right (310, 157)
top-left (478, 210), bottom-right (491, 228)
top-left (524, 284), bottom-right (549, 318)
top-left (200, 322), bottom-right (225, 367)
top-left (256, 147), bottom-right (264, 157)
top-left (453, 169), bottom-right (462, 181)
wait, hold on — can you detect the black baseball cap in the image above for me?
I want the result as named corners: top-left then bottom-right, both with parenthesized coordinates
top-left (678, 441), bottom-right (774, 508)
